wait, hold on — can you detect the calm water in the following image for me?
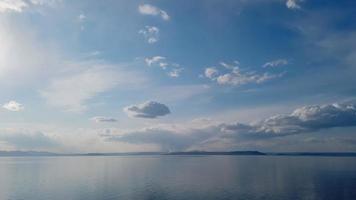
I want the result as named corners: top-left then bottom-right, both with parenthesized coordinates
top-left (0, 156), bottom-right (355, 200)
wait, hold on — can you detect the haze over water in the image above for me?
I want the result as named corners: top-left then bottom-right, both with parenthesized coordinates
top-left (0, 155), bottom-right (355, 200)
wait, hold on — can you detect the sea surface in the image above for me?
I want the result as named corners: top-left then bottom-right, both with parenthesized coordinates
top-left (0, 155), bottom-right (355, 200)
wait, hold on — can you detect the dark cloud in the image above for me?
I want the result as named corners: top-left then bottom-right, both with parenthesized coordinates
top-left (124, 101), bottom-right (171, 118)
top-left (223, 103), bottom-right (356, 137)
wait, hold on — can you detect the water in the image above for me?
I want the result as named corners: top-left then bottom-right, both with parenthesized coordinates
top-left (0, 156), bottom-right (355, 200)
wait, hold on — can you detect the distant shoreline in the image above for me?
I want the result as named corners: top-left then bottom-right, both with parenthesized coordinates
top-left (0, 151), bottom-right (356, 157)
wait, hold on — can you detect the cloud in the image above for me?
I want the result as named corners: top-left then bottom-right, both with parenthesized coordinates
top-left (77, 13), bottom-right (86, 30)
top-left (104, 126), bottom-right (217, 151)
top-left (0, 0), bottom-right (59, 13)
top-left (3, 100), bottom-right (24, 111)
top-left (168, 68), bottom-right (183, 78)
top-left (139, 26), bottom-right (159, 44)
top-left (204, 67), bottom-right (219, 79)
top-left (38, 60), bottom-right (147, 113)
top-left (220, 61), bottom-right (240, 69)
top-left (145, 56), bottom-right (166, 67)
top-left (205, 61), bottom-right (284, 87)
top-left (124, 101), bottom-right (171, 119)
top-left (144, 56), bottom-right (183, 78)
top-left (0, 0), bottom-right (27, 12)
top-left (286, 0), bottom-right (303, 10)
top-left (78, 13), bottom-right (86, 22)
top-left (138, 4), bottom-right (170, 21)
top-left (262, 59), bottom-right (288, 68)
top-left (222, 103), bottom-right (356, 137)
top-left (104, 102), bottom-right (356, 151)
top-left (91, 116), bottom-right (117, 123)
top-left (216, 71), bottom-right (282, 86)
top-left (0, 129), bottom-right (59, 150)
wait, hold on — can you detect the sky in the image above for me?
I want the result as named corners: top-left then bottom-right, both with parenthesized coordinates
top-left (0, 0), bottom-right (356, 153)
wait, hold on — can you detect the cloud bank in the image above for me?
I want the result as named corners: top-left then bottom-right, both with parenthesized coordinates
top-left (106, 102), bottom-right (356, 151)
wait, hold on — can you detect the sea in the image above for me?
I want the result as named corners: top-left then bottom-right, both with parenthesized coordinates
top-left (0, 155), bottom-right (355, 200)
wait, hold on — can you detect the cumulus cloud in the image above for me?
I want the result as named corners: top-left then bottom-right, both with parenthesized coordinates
top-left (91, 116), bottom-right (117, 123)
top-left (104, 102), bottom-right (356, 151)
top-left (205, 61), bottom-right (284, 87)
top-left (262, 59), bottom-right (288, 68)
top-left (144, 56), bottom-right (183, 78)
top-left (3, 101), bottom-right (24, 111)
top-left (138, 4), bottom-right (170, 21)
top-left (286, 0), bottom-right (303, 10)
top-left (124, 101), bottom-right (171, 119)
top-left (139, 26), bottom-right (159, 44)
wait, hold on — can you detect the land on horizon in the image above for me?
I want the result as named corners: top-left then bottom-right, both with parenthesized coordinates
top-left (1, 150), bottom-right (356, 157)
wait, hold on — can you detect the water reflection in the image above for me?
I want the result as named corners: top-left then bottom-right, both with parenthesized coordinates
top-left (0, 156), bottom-right (355, 200)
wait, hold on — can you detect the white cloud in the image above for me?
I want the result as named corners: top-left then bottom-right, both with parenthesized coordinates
top-left (124, 101), bottom-right (171, 119)
top-left (144, 56), bottom-right (183, 78)
top-left (91, 116), bottom-right (117, 123)
top-left (286, 0), bottom-right (302, 10)
top-left (0, 0), bottom-right (27, 12)
top-left (205, 61), bottom-right (284, 87)
top-left (262, 59), bottom-right (288, 68)
top-left (220, 61), bottom-right (240, 69)
top-left (145, 56), bottom-right (166, 66)
top-left (0, 0), bottom-right (60, 13)
top-left (78, 13), bottom-right (86, 22)
top-left (138, 4), bottom-right (170, 21)
top-left (168, 68), bottom-right (183, 78)
top-left (29, 0), bottom-right (60, 6)
top-left (3, 100), bottom-right (24, 111)
top-left (204, 67), bottom-right (219, 79)
top-left (139, 26), bottom-right (159, 44)
top-left (77, 13), bottom-right (86, 30)
top-left (216, 71), bottom-right (282, 86)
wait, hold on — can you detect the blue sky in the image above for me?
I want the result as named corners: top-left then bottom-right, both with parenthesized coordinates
top-left (0, 0), bottom-right (356, 153)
